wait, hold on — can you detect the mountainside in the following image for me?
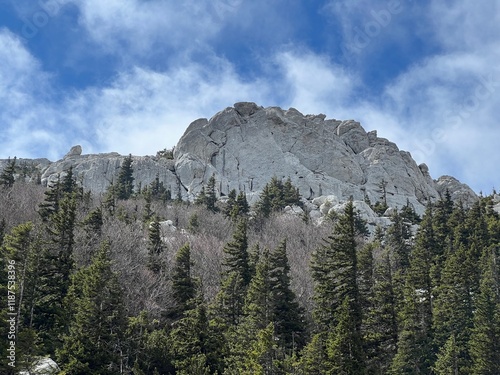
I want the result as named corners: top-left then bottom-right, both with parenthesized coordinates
top-left (1, 102), bottom-right (477, 215)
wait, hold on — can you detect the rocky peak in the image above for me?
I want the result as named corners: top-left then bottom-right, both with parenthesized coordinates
top-left (1, 102), bottom-right (478, 216)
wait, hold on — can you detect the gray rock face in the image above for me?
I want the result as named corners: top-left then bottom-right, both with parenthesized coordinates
top-left (174, 103), bottom-right (473, 214)
top-left (40, 153), bottom-right (181, 198)
top-left (435, 175), bottom-right (478, 207)
top-left (64, 145), bottom-right (82, 158)
top-left (1, 102), bottom-right (478, 214)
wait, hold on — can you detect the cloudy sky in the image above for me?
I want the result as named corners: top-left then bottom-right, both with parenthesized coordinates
top-left (0, 0), bottom-right (498, 193)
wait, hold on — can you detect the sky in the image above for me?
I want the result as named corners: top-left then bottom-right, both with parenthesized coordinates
top-left (0, 0), bottom-right (499, 194)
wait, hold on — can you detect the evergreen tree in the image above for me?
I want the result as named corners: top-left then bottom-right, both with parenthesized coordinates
top-left (364, 249), bottom-right (398, 374)
top-left (222, 219), bottom-right (251, 286)
top-left (326, 296), bottom-right (366, 375)
top-left (147, 217), bottom-right (164, 273)
top-left (0, 223), bottom-right (45, 369)
top-left (170, 293), bottom-right (224, 375)
top-left (269, 239), bottom-right (305, 351)
top-left (0, 156), bottom-right (16, 188)
top-left (81, 207), bottom-right (104, 238)
top-left (224, 189), bottom-right (237, 217)
top-left (35, 193), bottom-right (77, 353)
top-left (283, 177), bottom-right (301, 207)
top-left (170, 243), bottom-right (197, 320)
top-left (116, 154), bottom-right (135, 200)
top-left (310, 201), bottom-right (362, 332)
top-left (211, 220), bottom-right (251, 328)
top-left (432, 243), bottom-right (474, 373)
top-left (230, 191), bottom-right (250, 219)
top-left (391, 206), bottom-right (435, 374)
top-left (299, 333), bottom-right (330, 375)
top-left (38, 176), bottom-right (62, 221)
top-left (469, 248), bottom-right (500, 375)
top-left (57, 241), bottom-right (126, 374)
top-left (142, 189), bottom-right (153, 222)
top-left (434, 334), bottom-right (460, 375)
top-left (244, 248), bottom-right (273, 331)
top-left (255, 183), bottom-right (272, 219)
top-left (309, 201), bottom-right (365, 373)
top-left (205, 174), bottom-right (218, 212)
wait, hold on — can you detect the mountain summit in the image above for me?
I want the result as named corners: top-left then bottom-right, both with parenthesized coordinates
top-left (3, 102), bottom-right (477, 215)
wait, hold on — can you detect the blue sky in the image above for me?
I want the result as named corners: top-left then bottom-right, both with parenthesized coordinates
top-left (0, 0), bottom-right (499, 193)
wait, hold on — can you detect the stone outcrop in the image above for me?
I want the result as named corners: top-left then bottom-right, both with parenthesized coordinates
top-left (40, 153), bottom-right (181, 198)
top-left (0, 102), bottom-right (478, 214)
top-left (173, 103), bottom-right (477, 214)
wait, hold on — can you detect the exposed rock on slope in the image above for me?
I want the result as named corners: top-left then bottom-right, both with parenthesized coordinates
top-left (174, 102), bottom-right (475, 214)
top-left (1, 102), bottom-right (478, 214)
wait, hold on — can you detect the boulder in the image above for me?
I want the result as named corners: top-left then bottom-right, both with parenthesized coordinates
top-left (64, 145), bottom-right (82, 158)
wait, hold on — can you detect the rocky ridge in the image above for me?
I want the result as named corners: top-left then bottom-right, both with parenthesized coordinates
top-left (0, 102), bottom-right (478, 222)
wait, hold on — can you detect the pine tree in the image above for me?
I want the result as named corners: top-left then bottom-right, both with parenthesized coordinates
top-left (0, 156), bottom-right (16, 188)
top-left (57, 241), bottom-right (126, 375)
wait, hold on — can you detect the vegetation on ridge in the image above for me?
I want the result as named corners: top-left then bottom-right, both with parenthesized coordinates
top-left (0, 157), bottom-right (499, 374)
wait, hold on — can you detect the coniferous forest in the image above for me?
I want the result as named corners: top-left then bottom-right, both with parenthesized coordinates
top-left (1, 157), bottom-right (500, 374)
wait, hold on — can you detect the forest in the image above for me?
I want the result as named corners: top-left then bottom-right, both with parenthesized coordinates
top-left (1, 155), bottom-right (499, 375)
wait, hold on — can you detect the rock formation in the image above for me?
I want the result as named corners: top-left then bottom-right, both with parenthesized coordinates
top-left (1, 102), bottom-right (478, 216)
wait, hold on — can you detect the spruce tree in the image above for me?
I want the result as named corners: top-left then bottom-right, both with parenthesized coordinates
top-left (34, 193), bottom-right (77, 353)
top-left (57, 241), bottom-right (126, 375)
top-left (170, 243), bottom-right (197, 320)
top-left (221, 219), bottom-right (251, 286)
top-left (309, 201), bottom-right (365, 373)
top-left (391, 206), bottom-right (435, 374)
top-left (434, 334), bottom-right (460, 375)
top-left (38, 176), bottom-right (62, 221)
top-left (269, 239), bottom-right (305, 351)
top-left (364, 249), bottom-right (398, 374)
top-left (170, 293), bottom-right (224, 375)
top-left (116, 154), bottom-right (135, 200)
top-left (326, 296), bottom-right (366, 375)
top-left (224, 189), bottom-right (237, 217)
top-left (310, 201), bottom-right (362, 332)
top-left (469, 248), bottom-right (500, 375)
top-left (432, 243), bottom-right (474, 373)
top-left (147, 217), bottom-right (164, 273)
top-left (0, 156), bottom-right (16, 188)
top-left (205, 174), bottom-right (218, 212)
